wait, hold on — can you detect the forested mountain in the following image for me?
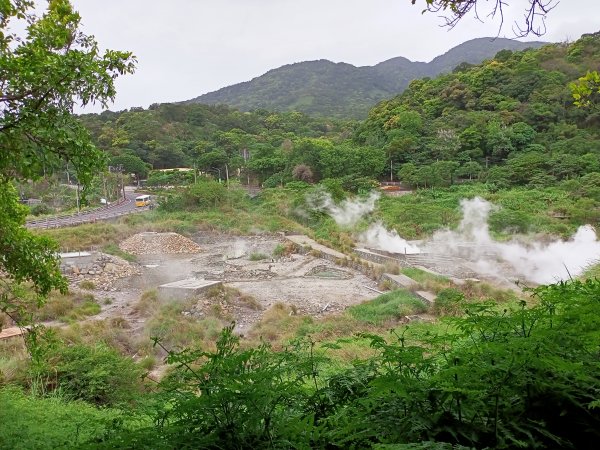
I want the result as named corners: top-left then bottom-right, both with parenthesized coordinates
top-left (186, 38), bottom-right (546, 119)
top-left (80, 33), bottom-right (600, 199)
top-left (356, 31), bottom-right (600, 197)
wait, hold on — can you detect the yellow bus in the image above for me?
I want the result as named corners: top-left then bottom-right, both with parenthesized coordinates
top-left (135, 194), bottom-right (151, 207)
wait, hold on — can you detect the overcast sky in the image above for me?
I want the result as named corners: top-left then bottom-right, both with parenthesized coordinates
top-left (70, 0), bottom-right (599, 113)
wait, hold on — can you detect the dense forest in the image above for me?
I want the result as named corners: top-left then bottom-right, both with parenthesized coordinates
top-left (80, 32), bottom-right (600, 200)
top-left (357, 32), bottom-right (600, 193)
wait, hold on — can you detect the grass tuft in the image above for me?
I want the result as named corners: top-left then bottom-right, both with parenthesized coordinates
top-left (347, 290), bottom-right (428, 325)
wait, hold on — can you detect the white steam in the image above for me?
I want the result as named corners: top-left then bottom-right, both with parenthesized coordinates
top-left (359, 223), bottom-right (420, 254)
top-left (307, 190), bottom-right (421, 254)
top-left (224, 239), bottom-right (247, 259)
top-left (308, 191), bottom-right (380, 227)
top-left (307, 191), bottom-right (600, 284)
top-left (431, 197), bottom-right (600, 284)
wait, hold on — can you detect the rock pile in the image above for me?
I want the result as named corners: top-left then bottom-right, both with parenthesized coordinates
top-left (61, 252), bottom-right (141, 291)
top-left (119, 232), bottom-right (201, 255)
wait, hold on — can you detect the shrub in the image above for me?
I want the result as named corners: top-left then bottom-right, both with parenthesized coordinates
top-left (29, 203), bottom-right (53, 216)
top-left (35, 292), bottom-right (101, 322)
top-left (249, 252), bottom-right (268, 261)
top-left (133, 290), bottom-right (160, 316)
top-left (292, 164), bottom-right (314, 183)
top-left (272, 244), bottom-right (286, 257)
top-left (79, 280), bottom-right (96, 290)
top-left (138, 355), bottom-right (157, 371)
top-left (348, 290), bottom-right (428, 324)
top-left (41, 343), bottom-right (144, 406)
top-left (0, 387), bottom-right (127, 450)
top-left (432, 288), bottom-right (466, 316)
top-left (147, 325), bottom-right (320, 448)
top-left (284, 180), bottom-right (312, 192)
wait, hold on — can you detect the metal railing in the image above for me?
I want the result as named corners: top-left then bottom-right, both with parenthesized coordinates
top-left (25, 196), bottom-right (139, 229)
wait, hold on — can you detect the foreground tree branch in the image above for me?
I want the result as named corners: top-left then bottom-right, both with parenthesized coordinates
top-left (0, 1), bottom-right (135, 331)
top-left (412, 0), bottom-right (558, 37)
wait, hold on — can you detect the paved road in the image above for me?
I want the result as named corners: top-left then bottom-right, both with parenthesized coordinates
top-left (26, 188), bottom-right (147, 229)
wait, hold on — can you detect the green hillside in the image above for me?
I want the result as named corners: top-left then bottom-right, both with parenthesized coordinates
top-left (356, 31), bottom-right (600, 192)
top-left (79, 33), bottom-right (600, 198)
top-left (5, 20), bottom-right (600, 450)
top-left (187, 38), bottom-right (546, 119)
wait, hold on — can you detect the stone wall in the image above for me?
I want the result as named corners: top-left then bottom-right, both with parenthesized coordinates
top-left (353, 248), bottom-right (410, 267)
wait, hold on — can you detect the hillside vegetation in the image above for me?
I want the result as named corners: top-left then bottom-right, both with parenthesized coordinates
top-left (187, 38), bottom-right (546, 119)
top-left (79, 33), bottom-right (600, 213)
top-left (357, 32), bottom-right (600, 195)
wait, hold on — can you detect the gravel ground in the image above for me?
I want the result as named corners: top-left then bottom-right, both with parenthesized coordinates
top-left (74, 232), bottom-right (381, 334)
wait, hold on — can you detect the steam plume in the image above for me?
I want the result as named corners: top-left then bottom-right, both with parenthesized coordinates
top-left (308, 190), bottom-right (380, 227)
top-left (360, 223), bottom-right (420, 254)
top-left (431, 197), bottom-right (600, 283)
top-left (307, 191), bottom-right (600, 284)
top-left (307, 190), bottom-right (421, 253)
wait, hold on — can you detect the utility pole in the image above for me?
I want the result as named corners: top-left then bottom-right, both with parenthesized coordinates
top-left (76, 183), bottom-right (80, 213)
top-left (242, 148), bottom-right (250, 187)
top-left (102, 172), bottom-right (108, 202)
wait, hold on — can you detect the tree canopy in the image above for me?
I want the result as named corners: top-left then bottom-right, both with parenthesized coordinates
top-left (356, 33), bottom-right (600, 192)
top-left (0, 0), bottom-right (134, 321)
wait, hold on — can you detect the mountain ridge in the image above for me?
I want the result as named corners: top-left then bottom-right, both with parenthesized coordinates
top-left (186, 37), bottom-right (547, 119)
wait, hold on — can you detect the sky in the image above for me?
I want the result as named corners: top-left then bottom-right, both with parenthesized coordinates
top-left (68, 0), bottom-right (600, 113)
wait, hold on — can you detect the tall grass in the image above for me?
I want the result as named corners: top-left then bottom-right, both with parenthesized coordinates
top-left (0, 386), bottom-right (132, 450)
top-left (34, 291), bottom-right (100, 322)
top-left (347, 290), bottom-right (429, 325)
top-left (401, 267), bottom-right (449, 284)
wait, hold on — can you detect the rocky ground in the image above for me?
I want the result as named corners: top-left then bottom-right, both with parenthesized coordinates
top-left (62, 232), bottom-right (382, 335)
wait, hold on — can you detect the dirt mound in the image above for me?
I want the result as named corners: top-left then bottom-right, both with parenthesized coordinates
top-left (119, 232), bottom-right (201, 255)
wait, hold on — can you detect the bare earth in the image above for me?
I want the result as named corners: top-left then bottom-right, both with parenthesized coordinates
top-left (78, 233), bottom-right (381, 334)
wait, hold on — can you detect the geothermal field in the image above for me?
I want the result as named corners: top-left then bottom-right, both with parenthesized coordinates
top-left (339, 194), bottom-right (600, 285)
top-left (57, 193), bottom-right (600, 337)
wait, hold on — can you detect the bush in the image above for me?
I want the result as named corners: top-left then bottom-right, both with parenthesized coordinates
top-left (272, 244), bottom-right (286, 257)
top-left (249, 252), bottom-right (268, 261)
top-left (432, 288), bottom-right (466, 316)
top-left (133, 290), bottom-right (160, 316)
top-left (42, 343), bottom-right (144, 406)
top-left (35, 292), bottom-right (101, 322)
top-left (340, 175), bottom-right (379, 193)
top-left (0, 387), bottom-right (127, 450)
top-left (29, 203), bottom-right (53, 216)
top-left (79, 280), bottom-right (96, 290)
top-left (262, 173), bottom-right (285, 188)
top-left (123, 325), bottom-right (321, 449)
top-left (284, 180), bottom-right (312, 192)
top-left (348, 290), bottom-right (428, 324)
